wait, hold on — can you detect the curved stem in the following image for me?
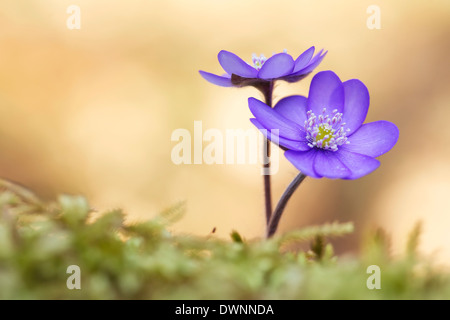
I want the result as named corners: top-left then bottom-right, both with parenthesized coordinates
top-left (266, 173), bottom-right (307, 238)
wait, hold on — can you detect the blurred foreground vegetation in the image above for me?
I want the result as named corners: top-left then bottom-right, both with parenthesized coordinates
top-left (0, 179), bottom-right (449, 300)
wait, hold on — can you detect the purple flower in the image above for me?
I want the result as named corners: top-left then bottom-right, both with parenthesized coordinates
top-left (199, 47), bottom-right (327, 88)
top-left (249, 71), bottom-right (399, 179)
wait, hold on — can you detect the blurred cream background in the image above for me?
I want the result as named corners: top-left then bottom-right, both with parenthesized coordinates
top-left (0, 0), bottom-right (449, 264)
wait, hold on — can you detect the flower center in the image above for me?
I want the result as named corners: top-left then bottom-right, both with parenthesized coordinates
top-left (250, 50), bottom-right (288, 71)
top-left (251, 54), bottom-right (267, 70)
top-left (304, 108), bottom-right (350, 151)
top-left (315, 125), bottom-right (334, 145)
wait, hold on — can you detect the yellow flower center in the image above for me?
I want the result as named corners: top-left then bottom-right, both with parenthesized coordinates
top-left (304, 108), bottom-right (350, 151)
top-left (315, 124), bottom-right (334, 147)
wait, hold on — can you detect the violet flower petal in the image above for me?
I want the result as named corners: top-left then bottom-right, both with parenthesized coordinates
top-left (273, 95), bottom-right (308, 125)
top-left (250, 118), bottom-right (310, 151)
top-left (292, 50), bottom-right (327, 76)
top-left (334, 149), bottom-right (380, 180)
top-left (248, 97), bottom-right (305, 141)
top-left (284, 149), bottom-right (321, 178)
top-left (313, 150), bottom-right (351, 179)
top-left (218, 50), bottom-right (258, 78)
top-left (342, 120), bottom-right (399, 157)
top-left (307, 71), bottom-right (345, 115)
top-left (293, 46), bottom-right (315, 72)
top-left (258, 53), bottom-right (295, 79)
top-left (342, 79), bottom-right (370, 135)
top-left (198, 71), bottom-right (233, 87)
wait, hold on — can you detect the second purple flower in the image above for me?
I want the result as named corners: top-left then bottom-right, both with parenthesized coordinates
top-left (199, 47), bottom-right (327, 88)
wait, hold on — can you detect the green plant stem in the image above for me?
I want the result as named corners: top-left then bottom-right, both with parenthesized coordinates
top-left (266, 173), bottom-right (307, 238)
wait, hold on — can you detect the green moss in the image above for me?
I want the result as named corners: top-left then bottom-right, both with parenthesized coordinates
top-left (0, 179), bottom-right (449, 299)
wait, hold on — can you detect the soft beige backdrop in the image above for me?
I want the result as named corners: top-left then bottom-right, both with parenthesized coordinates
top-left (0, 0), bottom-right (449, 264)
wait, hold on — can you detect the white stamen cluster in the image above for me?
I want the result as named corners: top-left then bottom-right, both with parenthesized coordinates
top-left (304, 108), bottom-right (350, 151)
top-left (251, 54), bottom-right (267, 70)
top-left (250, 50), bottom-right (288, 70)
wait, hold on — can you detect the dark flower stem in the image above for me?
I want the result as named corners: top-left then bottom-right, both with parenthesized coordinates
top-left (260, 82), bottom-right (274, 226)
top-left (266, 173), bottom-right (307, 238)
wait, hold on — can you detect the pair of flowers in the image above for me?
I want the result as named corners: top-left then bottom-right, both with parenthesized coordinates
top-left (199, 47), bottom-right (398, 180)
top-left (199, 47), bottom-right (398, 237)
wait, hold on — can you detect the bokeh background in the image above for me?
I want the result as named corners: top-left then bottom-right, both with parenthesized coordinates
top-left (0, 0), bottom-right (449, 264)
